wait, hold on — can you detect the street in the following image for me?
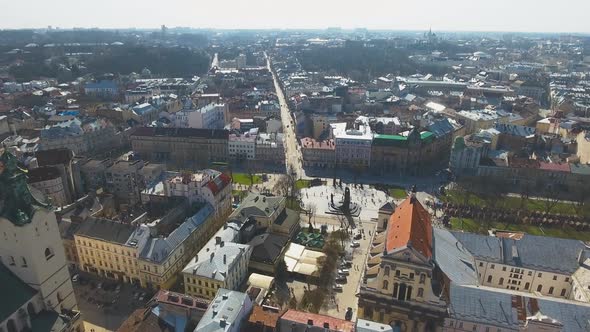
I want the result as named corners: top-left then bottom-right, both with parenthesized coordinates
top-left (267, 52), bottom-right (306, 180)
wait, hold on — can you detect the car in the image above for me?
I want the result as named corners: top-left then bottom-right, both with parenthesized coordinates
top-left (97, 282), bottom-right (103, 289)
top-left (350, 241), bottom-right (360, 248)
top-left (341, 259), bottom-right (352, 266)
top-left (333, 284), bottom-right (343, 291)
top-left (335, 275), bottom-right (347, 283)
top-left (345, 307), bottom-right (353, 321)
top-left (71, 274), bottom-right (79, 282)
top-left (338, 269), bottom-right (350, 276)
top-left (353, 233), bottom-right (362, 240)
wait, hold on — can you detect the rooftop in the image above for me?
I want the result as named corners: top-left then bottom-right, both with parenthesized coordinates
top-left (386, 194), bottom-right (433, 258)
top-left (451, 232), bottom-right (590, 275)
top-left (280, 309), bottom-right (355, 332)
top-left (0, 263), bottom-right (38, 322)
top-left (76, 218), bottom-right (149, 247)
top-left (195, 289), bottom-right (251, 332)
top-left (132, 127), bottom-right (229, 140)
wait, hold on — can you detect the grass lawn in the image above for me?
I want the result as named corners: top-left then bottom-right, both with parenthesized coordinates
top-left (442, 190), bottom-right (578, 215)
top-left (231, 173), bottom-right (262, 186)
top-left (389, 188), bottom-right (408, 199)
top-left (296, 179), bottom-right (311, 190)
top-left (450, 217), bottom-right (590, 241)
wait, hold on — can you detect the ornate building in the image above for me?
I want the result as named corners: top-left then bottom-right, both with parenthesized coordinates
top-left (357, 189), bottom-right (446, 331)
top-left (0, 152), bottom-right (81, 332)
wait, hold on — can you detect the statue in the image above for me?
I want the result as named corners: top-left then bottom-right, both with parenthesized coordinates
top-left (342, 187), bottom-right (351, 212)
top-left (0, 152), bottom-right (50, 226)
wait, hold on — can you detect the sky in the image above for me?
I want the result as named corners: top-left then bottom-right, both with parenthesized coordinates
top-left (1, 0), bottom-right (590, 33)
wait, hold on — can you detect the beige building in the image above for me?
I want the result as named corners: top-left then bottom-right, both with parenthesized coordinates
top-left (576, 130), bottom-right (590, 164)
top-left (452, 231), bottom-right (590, 301)
top-left (74, 219), bottom-right (148, 285)
top-left (358, 194), bottom-right (446, 330)
top-left (130, 127), bottom-right (229, 169)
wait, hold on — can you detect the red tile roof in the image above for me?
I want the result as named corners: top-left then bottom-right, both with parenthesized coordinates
top-left (205, 173), bottom-right (231, 195)
top-left (385, 196), bottom-right (433, 258)
top-left (280, 309), bottom-right (354, 332)
top-left (539, 162), bottom-right (571, 173)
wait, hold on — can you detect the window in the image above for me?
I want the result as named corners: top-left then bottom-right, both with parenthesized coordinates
top-left (384, 266), bottom-right (390, 276)
top-left (549, 287), bottom-right (554, 295)
top-left (499, 278), bottom-right (504, 285)
top-left (502, 266), bottom-right (506, 271)
top-left (383, 280), bottom-right (389, 290)
top-left (9, 256), bottom-right (15, 266)
top-left (419, 274), bottom-right (426, 284)
top-left (21, 257), bottom-right (27, 267)
top-left (45, 248), bottom-right (55, 260)
top-left (538, 273), bottom-right (542, 278)
top-left (395, 270), bottom-right (400, 277)
top-left (565, 277), bottom-right (569, 282)
top-left (479, 262), bottom-right (483, 267)
top-left (537, 285), bottom-right (543, 292)
top-left (487, 276), bottom-right (493, 283)
top-left (528, 271), bottom-right (532, 276)
top-left (553, 275), bottom-right (557, 281)
top-left (490, 264), bottom-right (495, 269)
top-left (560, 289), bottom-right (566, 297)
top-left (417, 288), bottom-right (424, 297)
top-left (525, 282), bottom-right (530, 290)
top-left (409, 273), bottom-right (414, 280)
top-left (393, 283), bottom-right (399, 298)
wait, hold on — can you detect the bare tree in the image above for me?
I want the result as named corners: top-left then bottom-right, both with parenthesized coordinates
top-left (538, 180), bottom-right (564, 215)
top-left (306, 203), bottom-right (317, 226)
top-left (572, 186), bottom-right (590, 218)
top-left (273, 175), bottom-right (290, 197)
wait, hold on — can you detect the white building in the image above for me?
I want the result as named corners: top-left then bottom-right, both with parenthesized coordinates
top-left (194, 289), bottom-right (253, 332)
top-left (164, 169), bottom-right (232, 218)
top-left (228, 133), bottom-right (256, 160)
top-left (332, 122), bottom-right (373, 169)
top-left (27, 166), bottom-right (69, 207)
top-left (174, 103), bottom-right (228, 129)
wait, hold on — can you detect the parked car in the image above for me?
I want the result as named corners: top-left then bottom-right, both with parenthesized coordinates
top-left (341, 259), bottom-right (352, 268)
top-left (338, 269), bottom-right (350, 276)
top-left (71, 274), bottom-right (79, 282)
top-left (350, 241), bottom-right (360, 248)
top-left (345, 307), bottom-right (353, 321)
top-left (354, 233), bottom-right (362, 240)
top-left (333, 284), bottom-right (343, 291)
top-left (335, 275), bottom-right (347, 283)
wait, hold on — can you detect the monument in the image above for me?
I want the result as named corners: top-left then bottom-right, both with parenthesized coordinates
top-left (326, 186), bottom-right (360, 217)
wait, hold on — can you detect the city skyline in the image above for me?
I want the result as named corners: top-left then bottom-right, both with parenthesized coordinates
top-left (1, 0), bottom-right (590, 33)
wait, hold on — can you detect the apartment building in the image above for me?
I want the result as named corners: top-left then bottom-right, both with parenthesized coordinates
top-left (452, 231), bottom-right (590, 300)
top-left (130, 127), bottom-right (229, 168)
top-left (182, 222), bottom-right (252, 300)
top-left (174, 103), bottom-right (228, 129)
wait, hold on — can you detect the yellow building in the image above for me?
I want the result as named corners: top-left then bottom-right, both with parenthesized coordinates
top-left (74, 218), bottom-right (147, 285)
top-left (138, 204), bottom-right (218, 290)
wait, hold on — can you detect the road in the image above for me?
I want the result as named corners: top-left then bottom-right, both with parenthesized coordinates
top-left (266, 52), bottom-right (306, 180)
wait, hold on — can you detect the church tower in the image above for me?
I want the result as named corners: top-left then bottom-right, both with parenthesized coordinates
top-left (0, 151), bottom-right (78, 312)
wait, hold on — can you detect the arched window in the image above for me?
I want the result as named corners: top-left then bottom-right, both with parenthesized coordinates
top-left (27, 302), bottom-right (36, 316)
top-left (419, 273), bottom-right (426, 284)
top-left (525, 282), bottom-right (530, 290)
top-left (560, 288), bottom-right (566, 297)
top-left (393, 283), bottom-right (399, 298)
top-left (499, 277), bottom-right (504, 285)
top-left (537, 285), bottom-right (543, 292)
top-left (487, 275), bottom-right (492, 283)
top-left (384, 266), bottom-right (390, 276)
top-left (406, 286), bottom-right (413, 300)
top-left (549, 287), bottom-right (554, 295)
top-left (383, 280), bottom-right (389, 290)
top-left (418, 288), bottom-right (424, 297)
top-left (45, 248), bottom-right (54, 260)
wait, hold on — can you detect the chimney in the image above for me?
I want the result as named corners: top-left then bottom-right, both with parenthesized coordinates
top-left (220, 241), bottom-right (225, 248)
top-left (210, 252), bottom-right (215, 261)
top-left (307, 319), bottom-right (314, 326)
top-left (223, 254), bottom-right (227, 264)
top-left (215, 236), bottom-right (221, 244)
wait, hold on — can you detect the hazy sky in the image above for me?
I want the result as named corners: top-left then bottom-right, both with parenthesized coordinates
top-left (1, 0), bottom-right (589, 33)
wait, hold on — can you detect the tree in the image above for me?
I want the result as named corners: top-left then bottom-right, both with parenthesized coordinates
top-left (276, 259), bottom-right (289, 286)
top-left (537, 180), bottom-right (565, 215)
top-left (306, 203), bottom-right (317, 226)
top-left (273, 175), bottom-right (290, 197)
top-left (572, 186), bottom-right (590, 218)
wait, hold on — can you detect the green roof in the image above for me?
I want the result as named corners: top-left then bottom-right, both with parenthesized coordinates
top-left (374, 131), bottom-right (435, 147)
top-left (31, 310), bottom-right (68, 332)
top-left (0, 263), bottom-right (38, 322)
